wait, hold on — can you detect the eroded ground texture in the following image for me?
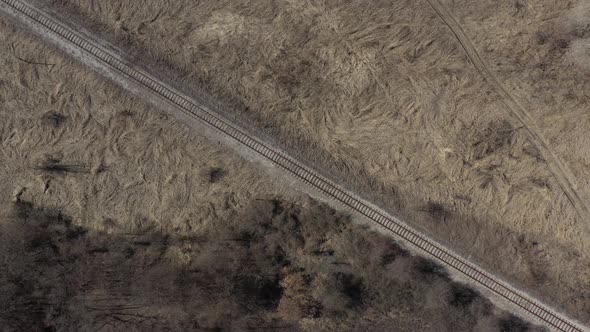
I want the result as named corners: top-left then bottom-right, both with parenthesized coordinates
top-left (35, 0), bottom-right (590, 323)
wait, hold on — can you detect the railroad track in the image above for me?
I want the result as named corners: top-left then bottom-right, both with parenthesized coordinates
top-left (0, 0), bottom-right (585, 331)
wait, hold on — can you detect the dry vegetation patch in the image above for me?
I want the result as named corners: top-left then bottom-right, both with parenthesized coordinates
top-left (0, 19), bottom-right (277, 235)
top-left (441, 0), bottom-right (590, 222)
top-left (38, 0), bottom-right (590, 322)
top-left (0, 16), bottom-right (550, 330)
top-left (0, 198), bottom-right (544, 331)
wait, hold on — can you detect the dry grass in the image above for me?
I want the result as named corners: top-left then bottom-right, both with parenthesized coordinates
top-left (0, 19), bottom-right (549, 330)
top-left (36, 0), bottom-right (590, 323)
top-left (442, 0), bottom-right (590, 187)
top-left (439, 0), bottom-right (590, 225)
top-left (0, 20), bottom-right (282, 236)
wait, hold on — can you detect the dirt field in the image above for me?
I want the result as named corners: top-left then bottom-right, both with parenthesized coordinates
top-left (0, 18), bottom-right (547, 331)
top-left (37, 0), bottom-right (590, 323)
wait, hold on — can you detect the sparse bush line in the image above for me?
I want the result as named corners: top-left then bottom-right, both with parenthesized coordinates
top-left (0, 0), bottom-right (584, 331)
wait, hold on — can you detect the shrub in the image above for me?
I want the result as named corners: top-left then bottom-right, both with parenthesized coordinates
top-left (448, 282), bottom-right (480, 308)
top-left (414, 257), bottom-right (449, 281)
top-left (498, 314), bottom-right (530, 332)
top-left (209, 167), bottom-right (225, 183)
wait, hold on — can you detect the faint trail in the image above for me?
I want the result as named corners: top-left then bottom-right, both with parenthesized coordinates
top-left (425, 0), bottom-right (590, 232)
top-left (0, 1), bottom-right (586, 331)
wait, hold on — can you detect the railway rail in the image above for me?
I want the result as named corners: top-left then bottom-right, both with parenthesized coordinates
top-left (0, 0), bottom-right (585, 331)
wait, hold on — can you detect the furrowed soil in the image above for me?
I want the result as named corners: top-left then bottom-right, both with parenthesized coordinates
top-left (38, 0), bottom-right (590, 323)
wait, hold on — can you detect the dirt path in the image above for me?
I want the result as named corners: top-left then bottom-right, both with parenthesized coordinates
top-left (0, 0), bottom-right (586, 331)
top-left (425, 0), bottom-right (590, 234)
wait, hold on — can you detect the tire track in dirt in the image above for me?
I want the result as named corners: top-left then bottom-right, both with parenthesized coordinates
top-left (425, 0), bottom-right (590, 233)
top-left (0, 1), bottom-right (586, 331)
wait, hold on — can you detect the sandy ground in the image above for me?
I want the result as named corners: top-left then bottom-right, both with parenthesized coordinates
top-left (35, 0), bottom-right (590, 323)
top-left (0, 17), bottom-right (551, 331)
